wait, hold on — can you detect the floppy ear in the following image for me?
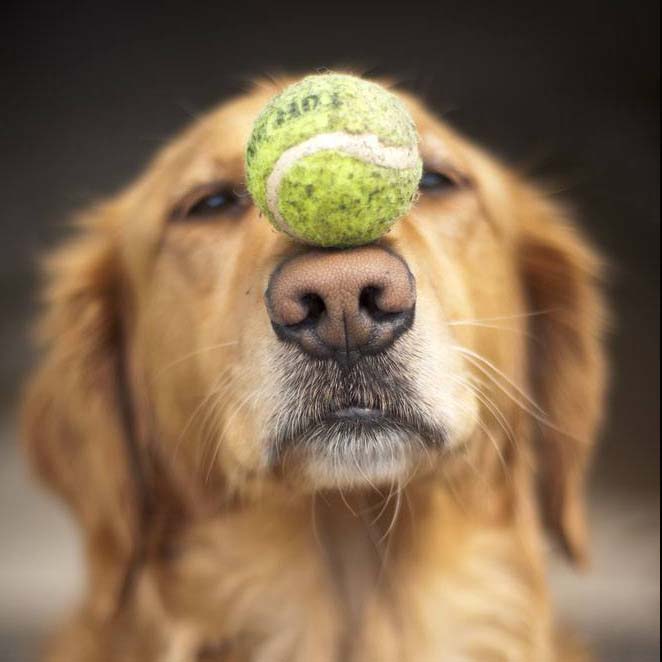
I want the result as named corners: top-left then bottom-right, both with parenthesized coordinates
top-left (21, 204), bottom-right (146, 618)
top-left (518, 190), bottom-right (607, 565)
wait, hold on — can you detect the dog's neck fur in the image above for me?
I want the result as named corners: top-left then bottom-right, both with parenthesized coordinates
top-left (81, 468), bottom-right (556, 662)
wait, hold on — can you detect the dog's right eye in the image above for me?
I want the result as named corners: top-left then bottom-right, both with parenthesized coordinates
top-left (188, 190), bottom-right (239, 216)
top-left (171, 183), bottom-right (249, 221)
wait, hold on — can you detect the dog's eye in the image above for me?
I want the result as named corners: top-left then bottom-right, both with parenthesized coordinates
top-left (186, 188), bottom-right (243, 218)
top-left (419, 169), bottom-right (457, 193)
top-left (172, 184), bottom-right (248, 221)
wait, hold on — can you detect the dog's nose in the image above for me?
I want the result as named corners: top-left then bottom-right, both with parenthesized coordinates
top-left (266, 246), bottom-right (416, 367)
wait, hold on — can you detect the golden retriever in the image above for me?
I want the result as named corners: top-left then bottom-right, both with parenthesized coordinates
top-left (22, 75), bottom-right (607, 662)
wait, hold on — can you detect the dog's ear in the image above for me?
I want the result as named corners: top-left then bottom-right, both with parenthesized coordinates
top-left (517, 190), bottom-right (607, 565)
top-left (21, 203), bottom-right (143, 617)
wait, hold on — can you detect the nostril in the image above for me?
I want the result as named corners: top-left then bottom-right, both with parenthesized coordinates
top-left (292, 293), bottom-right (326, 328)
top-left (359, 286), bottom-right (383, 318)
top-left (359, 285), bottom-right (407, 322)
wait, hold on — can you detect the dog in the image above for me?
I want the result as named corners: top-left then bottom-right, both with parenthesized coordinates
top-left (22, 75), bottom-right (607, 662)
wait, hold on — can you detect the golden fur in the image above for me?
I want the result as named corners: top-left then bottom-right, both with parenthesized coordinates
top-left (22, 76), bottom-right (607, 661)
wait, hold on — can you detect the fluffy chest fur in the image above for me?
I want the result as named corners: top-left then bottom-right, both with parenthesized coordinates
top-left (63, 483), bottom-right (553, 662)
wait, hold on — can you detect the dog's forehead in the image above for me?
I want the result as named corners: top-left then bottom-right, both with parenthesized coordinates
top-left (204, 88), bottom-right (278, 154)
top-left (198, 82), bottom-right (457, 162)
top-left (150, 80), bottom-right (474, 198)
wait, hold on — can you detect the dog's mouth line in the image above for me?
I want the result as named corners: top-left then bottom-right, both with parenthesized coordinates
top-left (269, 400), bottom-right (447, 454)
top-left (325, 406), bottom-right (386, 422)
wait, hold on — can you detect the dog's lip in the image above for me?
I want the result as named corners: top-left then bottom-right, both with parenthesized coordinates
top-left (325, 407), bottom-right (386, 422)
top-left (269, 375), bottom-right (449, 452)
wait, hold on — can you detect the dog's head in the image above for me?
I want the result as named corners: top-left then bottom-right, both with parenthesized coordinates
top-left (22, 77), bottom-right (606, 605)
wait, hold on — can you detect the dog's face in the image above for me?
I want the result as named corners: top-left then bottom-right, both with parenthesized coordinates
top-left (122, 87), bottom-right (529, 492)
top-left (23, 77), bottom-right (606, 568)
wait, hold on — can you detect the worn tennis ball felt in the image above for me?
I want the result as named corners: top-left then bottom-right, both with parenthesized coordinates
top-left (245, 74), bottom-right (422, 247)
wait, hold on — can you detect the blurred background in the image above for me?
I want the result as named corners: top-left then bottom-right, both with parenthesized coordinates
top-left (1, 1), bottom-right (659, 660)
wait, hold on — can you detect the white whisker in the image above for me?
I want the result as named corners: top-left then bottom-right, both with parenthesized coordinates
top-left (448, 310), bottom-right (554, 325)
top-left (204, 388), bottom-right (260, 482)
top-left (447, 320), bottom-right (535, 339)
top-left (450, 375), bottom-right (512, 477)
top-left (172, 366), bottom-right (234, 462)
top-left (153, 341), bottom-right (239, 380)
top-left (454, 345), bottom-right (580, 444)
top-left (453, 345), bottom-right (547, 417)
top-left (378, 482), bottom-right (403, 546)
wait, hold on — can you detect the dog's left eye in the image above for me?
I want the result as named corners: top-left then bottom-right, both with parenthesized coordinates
top-left (419, 169), bottom-right (457, 193)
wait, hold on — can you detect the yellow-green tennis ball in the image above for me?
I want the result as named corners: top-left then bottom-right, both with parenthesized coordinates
top-left (245, 74), bottom-right (422, 247)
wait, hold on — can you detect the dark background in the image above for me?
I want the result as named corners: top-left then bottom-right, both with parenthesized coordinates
top-left (1, 1), bottom-right (659, 660)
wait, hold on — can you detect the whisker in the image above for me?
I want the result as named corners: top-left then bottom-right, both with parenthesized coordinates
top-left (462, 375), bottom-right (518, 446)
top-left (337, 479), bottom-right (359, 518)
top-left (448, 310), bottom-right (555, 325)
top-left (350, 447), bottom-right (384, 496)
top-left (194, 368), bottom-right (241, 456)
top-left (370, 480), bottom-right (397, 528)
top-left (205, 389), bottom-right (259, 482)
top-left (154, 341), bottom-right (239, 380)
top-left (464, 370), bottom-right (538, 476)
top-left (451, 376), bottom-right (513, 474)
top-left (355, 494), bottom-right (396, 594)
top-left (441, 391), bottom-right (511, 495)
top-left (171, 366), bottom-right (234, 462)
top-left (447, 320), bottom-right (536, 340)
top-left (455, 346), bottom-right (581, 445)
top-left (453, 345), bottom-right (547, 417)
top-left (378, 484), bottom-right (403, 546)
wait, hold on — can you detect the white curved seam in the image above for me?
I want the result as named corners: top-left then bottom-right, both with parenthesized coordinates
top-left (265, 132), bottom-right (419, 237)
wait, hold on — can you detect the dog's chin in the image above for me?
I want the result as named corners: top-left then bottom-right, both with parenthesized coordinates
top-left (275, 414), bottom-right (441, 490)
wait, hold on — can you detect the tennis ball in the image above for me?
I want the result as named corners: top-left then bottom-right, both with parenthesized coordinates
top-left (245, 73), bottom-right (422, 247)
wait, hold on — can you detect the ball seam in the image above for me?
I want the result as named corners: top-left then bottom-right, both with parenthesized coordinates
top-left (265, 132), bottom-right (420, 240)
